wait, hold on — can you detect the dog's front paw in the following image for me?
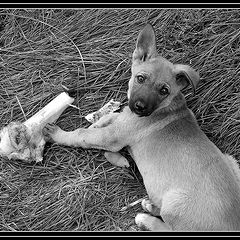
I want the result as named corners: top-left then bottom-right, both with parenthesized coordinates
top-left (42, 123), bottom-right (61, 143)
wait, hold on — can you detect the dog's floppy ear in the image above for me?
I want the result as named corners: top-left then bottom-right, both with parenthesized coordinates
top-left (132, 23), bottom-right (157, 62)
top-left (174, 64), bottom-right (200, 95)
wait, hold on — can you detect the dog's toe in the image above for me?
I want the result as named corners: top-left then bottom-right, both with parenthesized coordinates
top-left (42, 123), bottom-right (59, 141)
top-left (44, 123), bottom-right (57, 132)
top-left (43, 123), bottom-right (57, 135)
top-left (141, 199), bottom-right (152, 212)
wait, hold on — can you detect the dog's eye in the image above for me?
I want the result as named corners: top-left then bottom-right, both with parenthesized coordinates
top-left (136, 75), bottom-right (146, 84)
top-left (159, 85), bottom-right (170, 95)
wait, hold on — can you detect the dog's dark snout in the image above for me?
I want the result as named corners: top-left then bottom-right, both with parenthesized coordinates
top-left (134, 100), bottom-right (146, 112)
top-left (129, 89), bottom-right (158, 117)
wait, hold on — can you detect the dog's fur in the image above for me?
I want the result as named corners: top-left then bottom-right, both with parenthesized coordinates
top-left (43, 24), bottom-right (240, 231)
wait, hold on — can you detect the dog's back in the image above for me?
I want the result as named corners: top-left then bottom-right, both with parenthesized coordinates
top-left (131, 108), bottom-right (240, 230)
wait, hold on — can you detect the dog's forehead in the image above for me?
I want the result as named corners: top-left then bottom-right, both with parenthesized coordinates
top-left (132, 57), bottom-right (174, 77)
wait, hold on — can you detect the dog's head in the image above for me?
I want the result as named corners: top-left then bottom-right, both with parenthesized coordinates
top-left (128, 24), bottom-right (200, 117)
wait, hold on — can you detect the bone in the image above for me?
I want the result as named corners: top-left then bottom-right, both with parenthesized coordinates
top-left (0, 92), bottom-right (74, 163)
top-left (85, 99), bottom-right (121, 124)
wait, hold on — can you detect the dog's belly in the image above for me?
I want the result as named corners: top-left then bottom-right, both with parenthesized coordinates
top-left (129, 143), bottom-right (174, 207)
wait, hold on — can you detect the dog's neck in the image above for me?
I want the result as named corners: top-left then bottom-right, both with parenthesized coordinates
top-left (136, 93), bottom-right (192, 139)
top-left (123, 93), bottom-right (191, 143)
top-left (153, 92), bottom-right (188, 119)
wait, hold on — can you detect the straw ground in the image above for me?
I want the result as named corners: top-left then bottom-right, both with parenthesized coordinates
top-left (0, 8), bottom-right (240, 231)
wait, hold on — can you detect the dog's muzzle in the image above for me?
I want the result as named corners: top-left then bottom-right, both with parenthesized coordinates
top-left (130, 99), bottom-right (149, 116)
top-left (129, 96), bottom-right (158, 117)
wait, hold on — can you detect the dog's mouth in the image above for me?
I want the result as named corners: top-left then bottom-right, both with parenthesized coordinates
top-left (133, 108), bottom-right (152, 117)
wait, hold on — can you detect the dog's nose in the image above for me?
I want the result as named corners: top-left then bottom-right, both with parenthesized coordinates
top-left (134, 100), bottom-right (146, 112)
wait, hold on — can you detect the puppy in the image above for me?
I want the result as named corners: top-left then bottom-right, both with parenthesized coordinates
top-left (43, 24), bottom-right (240, 231)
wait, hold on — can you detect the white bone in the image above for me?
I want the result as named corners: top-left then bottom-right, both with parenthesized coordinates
top-left (85, 99), bottom-right (121, 124)
top-left (0, 92), bottom-right (74, 162)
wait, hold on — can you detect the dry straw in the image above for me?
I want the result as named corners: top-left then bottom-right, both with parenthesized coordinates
top-left (0, 8), bottom-right (239, 231)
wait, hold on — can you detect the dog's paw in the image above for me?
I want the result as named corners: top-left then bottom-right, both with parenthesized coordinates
top-left (104, 151), bottom-right (130, 168)
top-left (42, 123), bottom-right (61, 142)
top-left (141, 199), bottom-right (160, 216)
top-left (135, 213), bottom-right (151, 231)
top-left (135, 213), bottom-right (171, 231)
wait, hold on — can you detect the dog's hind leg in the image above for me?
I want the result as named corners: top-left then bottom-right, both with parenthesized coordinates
top-left (135, 213), bottom-right (171, 231)
top-left (141, 198), bottom-right (161, 216)
top-left (135, 198), bottom-right (171, 231)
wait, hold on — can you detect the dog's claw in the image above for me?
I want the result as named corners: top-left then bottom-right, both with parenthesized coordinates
top-left (44, 123), bottom-right (57, 133)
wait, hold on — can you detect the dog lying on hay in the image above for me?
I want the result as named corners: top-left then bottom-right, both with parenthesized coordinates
top-left (43, 24), bottom-right (240, 231)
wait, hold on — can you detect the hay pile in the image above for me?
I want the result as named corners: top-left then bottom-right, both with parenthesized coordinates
top-left (0, 8), bottom-right (239, 231)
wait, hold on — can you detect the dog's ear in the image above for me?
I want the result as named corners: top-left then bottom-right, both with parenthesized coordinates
top-left (174, 64), bottom-right (200, 95)
top-left (132, 23), bottom-right (157, 62)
